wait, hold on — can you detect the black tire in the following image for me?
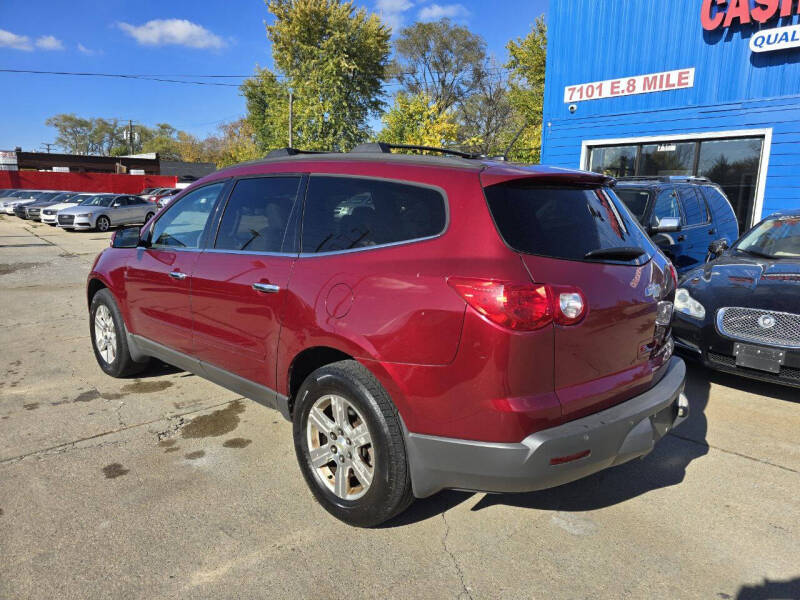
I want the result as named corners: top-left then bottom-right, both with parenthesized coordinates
top-left (96, 215), bottom-right (111, 232)
top-left (293, 360), bottom-right (414, 527)
top-left (90, 288), bottom-right (150, 377)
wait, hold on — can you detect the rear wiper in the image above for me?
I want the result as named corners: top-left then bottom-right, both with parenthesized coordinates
top-left (584, 246), bottom-right (646, 261)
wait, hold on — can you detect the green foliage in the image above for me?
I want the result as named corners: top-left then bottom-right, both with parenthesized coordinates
top-left (457, 64), bottom-right (514, 157)
top-left (256, 0), bottom-right (391, 151)
top-left (241, 67), bottom-right (291, 152)
top-left (392, 19), bottom-right (486, 114)
top-left (504, 15), bottom-right (547, 162)
top-left (215, 119), bottom-right (261, 167)
top-left (378, 92), bottom-right (458, 148)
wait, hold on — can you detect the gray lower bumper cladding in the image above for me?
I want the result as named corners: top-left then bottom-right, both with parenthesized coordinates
top-left (405, 357), bottom-right (688, 498)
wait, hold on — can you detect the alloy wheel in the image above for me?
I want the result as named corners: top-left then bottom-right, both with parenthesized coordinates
top-left (306, 394), bottom-right (374, 500)
top-left (97, 216), bottom-right (110, 232)
top-left (94, 305), bottom-right (117, 364)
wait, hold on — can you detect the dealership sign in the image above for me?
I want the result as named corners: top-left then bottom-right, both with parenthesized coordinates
top-left (563, 68), bottom-right (695, 103)
top-left (701, 0), bottom-right (800, 30)
top-left (750, 23), bottom-right (800, 52)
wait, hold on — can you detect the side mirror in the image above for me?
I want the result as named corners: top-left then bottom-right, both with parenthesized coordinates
top-left (110, 226), bottom-right (143, 249)
top-left (707, 238), bottom-right (729, 261)
top-left (651, 216), bottom-right (681, 233)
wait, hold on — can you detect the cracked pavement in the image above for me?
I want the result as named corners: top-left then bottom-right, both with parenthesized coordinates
top-left (1, 216), bottom-right (799, 599)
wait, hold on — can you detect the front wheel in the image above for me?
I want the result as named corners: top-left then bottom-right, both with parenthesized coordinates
top-left (96, 216), bottom-right (111, 232)
top-left (90, 289), bottom-right (150, 377)
top-left (293, 360), bottom-right (413, 527)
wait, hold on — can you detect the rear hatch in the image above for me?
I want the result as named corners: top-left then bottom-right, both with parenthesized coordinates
top-left (482, 173), bottom-right (672, 420)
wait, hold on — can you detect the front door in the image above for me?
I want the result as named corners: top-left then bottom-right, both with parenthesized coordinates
top-left (125, 182), bottom-right (227, 354)
top-left (191, 175), bottom-right (303, 388)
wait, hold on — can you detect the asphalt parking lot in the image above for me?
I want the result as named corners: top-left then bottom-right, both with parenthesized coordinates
top-left (1, 215), bottom-right (799, 600)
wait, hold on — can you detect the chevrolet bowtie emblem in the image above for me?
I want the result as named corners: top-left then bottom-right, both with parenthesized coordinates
top-left (645, 283), bottom-right (662, 299)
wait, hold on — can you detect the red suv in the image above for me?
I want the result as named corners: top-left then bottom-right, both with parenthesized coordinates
top-left (87, 144), bottom-right (689, 526)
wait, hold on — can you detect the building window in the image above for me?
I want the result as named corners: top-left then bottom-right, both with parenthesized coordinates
top-left (588, 136), bottom-right (763, 231)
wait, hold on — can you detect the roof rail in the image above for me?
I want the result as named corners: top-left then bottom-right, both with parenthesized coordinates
top-left (617, 175), bottom-right (712, 183)
top-left (350, 142), bottom-right (482, 159)
top-left (266, 147), bottom-right (333, 158)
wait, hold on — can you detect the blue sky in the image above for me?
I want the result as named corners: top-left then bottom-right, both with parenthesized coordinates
top-left (0, 0), bottom-right (547, 152)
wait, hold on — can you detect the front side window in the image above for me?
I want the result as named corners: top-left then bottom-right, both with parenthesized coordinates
top-left (615, 188), bottom-right (651, 223)
top-left (652, 187), bottom-right (681, 226)
top-left (302, 176), bottom-right (446, 254)
top-left (215, 177), bottom-right (302, 253)
top-left (150, 182), bottom-right (225, 249)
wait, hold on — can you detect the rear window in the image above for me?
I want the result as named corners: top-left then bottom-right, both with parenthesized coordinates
top-left (484, 182), bottom-right (655, 265)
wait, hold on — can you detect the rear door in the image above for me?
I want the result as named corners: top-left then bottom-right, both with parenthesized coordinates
top-left (483, 179), bottom-right (671, 419)
top-left (676, 185), bottom-right (712, 271)
top-left (190, 175), bottom-right (303, 387)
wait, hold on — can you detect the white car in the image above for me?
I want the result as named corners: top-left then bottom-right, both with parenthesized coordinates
top-left (40, 193), bottom-right (95, 225)
top-left (0, 190), bottom-right (41, 214)
top-left (57, 194), bottom-right (156, 231)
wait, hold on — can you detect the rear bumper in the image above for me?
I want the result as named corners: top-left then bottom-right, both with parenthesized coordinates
top-left (405, 357), bottom-right (687, 498)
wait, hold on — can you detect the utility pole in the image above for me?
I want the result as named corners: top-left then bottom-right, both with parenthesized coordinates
top-left (40, 143), bottom-right (53, 153)
top-left (288, 92), bottom-right (294, 148)
top-left (128, 120), bottom-right (134, 155)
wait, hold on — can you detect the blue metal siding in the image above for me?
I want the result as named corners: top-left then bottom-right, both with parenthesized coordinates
top-left (541, 0), bottom-right (800, 220)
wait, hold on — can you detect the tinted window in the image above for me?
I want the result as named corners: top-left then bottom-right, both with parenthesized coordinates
top-left (678, 186), bottom-right (709, 226)
top-left (652, 187), bottom-right (680, 225)
top-left (484, 183), bottom-right (654, 265)
top-left (615, 188), bottom-right (651, 222)
top-left (151, 182), bottom-right (224, 249)
top-left (215, 177), bottom-right (302, 253)
top-left (112, 197), bottom-right (127, 207)
top-left (302, 177), bottom-right (446, 253)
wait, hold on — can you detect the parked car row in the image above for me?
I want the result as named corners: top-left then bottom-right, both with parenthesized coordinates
top-left (0, 188), bottom-right (158, 232)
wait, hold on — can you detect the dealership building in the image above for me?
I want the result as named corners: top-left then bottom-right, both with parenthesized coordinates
top-left (541, 0), bottom-right (800, 232)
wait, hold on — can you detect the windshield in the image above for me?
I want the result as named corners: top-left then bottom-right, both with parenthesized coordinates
top-left (47, 192), bottom-right (72, 203)
top-left (736, 215), bottom-right (800, 259)
top-left (35, 192), bottom-right (60, 201)
top-left (81, 195), bottom-right (114, 207)
top-left (484, 182), bottom-right (656, 265)
top-left (616, 188), bottom-right (651, 222)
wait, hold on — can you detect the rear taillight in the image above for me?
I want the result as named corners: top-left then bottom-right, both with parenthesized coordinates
top-left (667, 263), bottom-right (678, 291)
top-left (447, 278), bottom-right (587, 331)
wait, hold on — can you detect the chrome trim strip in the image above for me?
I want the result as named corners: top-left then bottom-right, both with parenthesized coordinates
top-left (252, 282), bottom-right (280, 293)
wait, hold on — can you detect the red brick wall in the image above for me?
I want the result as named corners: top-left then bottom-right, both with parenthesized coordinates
top-left (0, 171), bottom-right (178, 194)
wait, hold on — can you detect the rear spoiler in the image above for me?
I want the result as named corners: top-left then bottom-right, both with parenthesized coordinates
top-left (480, 164), bottom-right (615, 189)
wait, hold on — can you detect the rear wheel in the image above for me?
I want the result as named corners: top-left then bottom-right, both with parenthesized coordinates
top-left (90, 289), bottom-right (150, 377)
top-left (96, 216), bottom-right (110, 232)
top-left (293, 360), bottom-right (413, 527)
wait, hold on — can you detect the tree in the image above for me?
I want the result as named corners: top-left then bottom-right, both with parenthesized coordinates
top-left (457, 62), bottom-right (514, 156)
top-left (215, 119), bottom-right (261, 167)
top-left (504, 15), bottom-right (547, 162)
top-left (256, 0), bottom-right (391, 151)
top-left (392, 19), bottom-right (486, 115)
top-left (46, 114), bottom-right (94, 154)
top-left (378, 92), bottom-right (458, 148)
top-left (241, 67), bottom-right (291, 152)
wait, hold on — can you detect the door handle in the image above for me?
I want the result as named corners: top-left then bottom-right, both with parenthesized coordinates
top-left (677, 235), bottom-right (686, 242)
top-left (252, 282), bottom-right (280, 293)
top-left (168, 271), bottom-right (188, 280)
top-left (708, 228), bottom-right (716, 235)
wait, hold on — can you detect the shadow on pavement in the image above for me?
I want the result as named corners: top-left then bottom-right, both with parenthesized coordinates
top-left (385, 361), bottom-right (714, 526)
top-left (736, 576), bottom-right (800, 599)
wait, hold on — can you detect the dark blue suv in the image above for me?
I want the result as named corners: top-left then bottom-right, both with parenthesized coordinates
top-left (615, 176), bottom-right (739, 273)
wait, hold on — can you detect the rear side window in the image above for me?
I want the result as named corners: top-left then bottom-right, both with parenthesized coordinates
top-left (700, 186), bottom-right (734, 220)
top-left (484, 182), bottom-right (655, 265)
top-left (678, 186), bottom-right (709, 226)
top-left (215, 177), bottom-right (302, 253)
top-left (302, 176), bottom-right (446, 253)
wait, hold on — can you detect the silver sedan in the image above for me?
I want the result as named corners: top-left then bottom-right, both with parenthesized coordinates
top-left (56, 194), bottom-right (157, 232)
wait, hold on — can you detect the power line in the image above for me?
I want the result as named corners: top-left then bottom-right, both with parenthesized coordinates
top-left (0, 69), bottom-right (243, 87)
